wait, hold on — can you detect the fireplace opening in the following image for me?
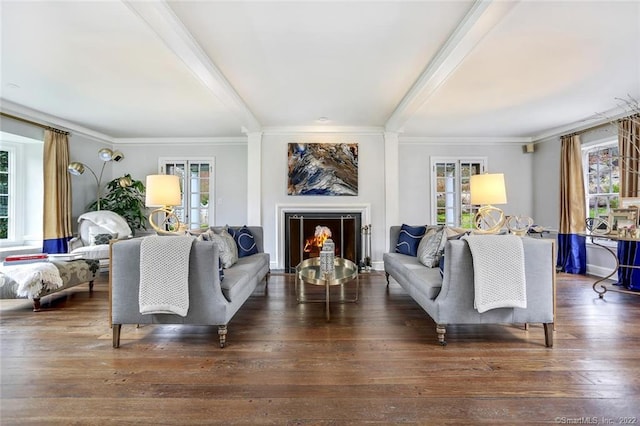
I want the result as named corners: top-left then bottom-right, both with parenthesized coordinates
top-left (285, 212), bottom-right (361, 272)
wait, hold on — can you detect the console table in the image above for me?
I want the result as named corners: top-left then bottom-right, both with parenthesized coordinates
top-left (584, 233), bottom-right (640, 298)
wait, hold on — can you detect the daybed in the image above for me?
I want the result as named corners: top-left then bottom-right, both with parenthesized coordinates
top-left (384, 225), bottom-right (555, 346)
top-left (0, 259), bottom-right (99, 311)
top-left (69, 210), bottom-right (132, 272)
top-left (111, 226), bottom-right (270, 348)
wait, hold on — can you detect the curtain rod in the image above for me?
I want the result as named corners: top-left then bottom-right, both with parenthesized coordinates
top-left (0, 112), bottom-right (69, 135)
top-left (563, 112), bottom-right (639, 139)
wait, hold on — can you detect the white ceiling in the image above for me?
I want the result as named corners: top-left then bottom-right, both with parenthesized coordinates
top-left (1, 0), bottom-right (639, 141)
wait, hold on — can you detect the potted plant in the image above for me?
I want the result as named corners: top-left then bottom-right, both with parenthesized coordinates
top-left (88, 174), bottom-right (147, 235)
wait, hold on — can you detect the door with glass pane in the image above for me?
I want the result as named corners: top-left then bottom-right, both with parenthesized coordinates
top-left (160, 159), bottom-right (213, 231)
top-left (432, 158), bottom-right (485, 228)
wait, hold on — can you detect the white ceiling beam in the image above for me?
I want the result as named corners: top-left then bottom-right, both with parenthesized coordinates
top-left (385, 0), bottom-right (519, 132)
top-left (122, 0), bottom-right (261, 133)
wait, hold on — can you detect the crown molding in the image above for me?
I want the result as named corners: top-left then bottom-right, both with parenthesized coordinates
top-left (261, 126), bottom-right (385, 135)
top-left (400, 136), bottom-right (532, 145)
top-left (532, 103), bottom-right (631, 142)
top-left (114, 137), bottom-right (247, 146)
top-left (0, 99), bottom-right (114, 144)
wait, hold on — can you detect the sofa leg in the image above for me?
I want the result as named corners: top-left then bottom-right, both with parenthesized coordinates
top-left (265, 270), bottom-right (271, 287)
top-left (436, 324), bottom-right (447, 346)
top-left (89, 280), bottom-right (94, 292)
top-left (543, 323), bottom-right (554, 348)
top-left (32, 298), bottom-right (41, 312)
top-left (218, 325), bottom-right (227, 348)
top-left (385, 272), bottom-right (390, 286)
top-left (524, 322), bottom-right (529, 330)
top-left (113, 324), bottom-right (121, 348)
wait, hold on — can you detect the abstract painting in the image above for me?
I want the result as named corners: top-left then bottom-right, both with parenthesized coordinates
top-left (288, 143), bottom-right (358, 196)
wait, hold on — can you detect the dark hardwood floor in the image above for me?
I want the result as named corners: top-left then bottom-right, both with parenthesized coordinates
top-left (1, 270), bottom-right (639, 425)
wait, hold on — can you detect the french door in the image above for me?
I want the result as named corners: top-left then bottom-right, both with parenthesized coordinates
top-left (431, 158), bottom-right (486, 228)
top-left (159, 158), bottom-right (214, 230)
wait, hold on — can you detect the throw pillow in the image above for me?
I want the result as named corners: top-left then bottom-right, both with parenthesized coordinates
top-left (228, 226), bottom-right (259, 258)
top-left (88, 225), bottom-right (116, 246)
top-left (439, 253), bottom-right (445, 277)
top-left (93, 233), bottom-right (113, 246)
top-left (212, 228), bottom-right (238, 268)
top-left (395, 224), bottom-right (427, 256)
top-left (417, 228), bottom-right (446, 267)
top-left (219, 257), bottom-right (225, 282)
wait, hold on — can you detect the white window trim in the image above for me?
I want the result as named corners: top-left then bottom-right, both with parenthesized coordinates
top-left (582, 137), bottom-right (618, 248)
top-left (0, 143), bottom-right (24, 247)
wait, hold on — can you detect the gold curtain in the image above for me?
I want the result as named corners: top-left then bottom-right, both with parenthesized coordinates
top-left (43, 130), bottom-right (73, 253)
top-left (559, 134), bottom-right (586, 234)
top-left (619, 115), bottom-right (640, 197)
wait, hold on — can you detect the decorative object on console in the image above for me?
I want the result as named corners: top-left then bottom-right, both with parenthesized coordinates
top-left (608, 208), bottom-right (638, 232)
top-left (287, 143), bottom-right (358, 196)
top-left (505, 215), bottom-right (534, 236)
top-left (470, 173), bottom-right (507, 234)
top-left (146, 174), bottom-right (184, 235)
top-left (585, 217), bottom-right (610, 235)
top-left (68, 148), bottom-right (125, 210)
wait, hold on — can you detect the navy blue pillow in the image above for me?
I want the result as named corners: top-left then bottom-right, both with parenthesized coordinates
top-left (439, 253), bottom-right (445, 277)
top-left (395, 224), bottom-right (427, 256)
top-left (229, 226), bottom-right (259, 258)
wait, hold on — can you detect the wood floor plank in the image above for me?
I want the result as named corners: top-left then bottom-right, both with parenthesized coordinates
top-left (2, 271), bottom-right (639, 424)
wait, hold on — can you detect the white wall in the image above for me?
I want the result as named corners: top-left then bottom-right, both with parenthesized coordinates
top-left (398, 141), bottom-right (534, 225)
top-left (112, 141), bottom-right (248, 228)
top-left (68, 135), bottom-right (113, 224)
top-left (261, 133), bottom-right (386, 270)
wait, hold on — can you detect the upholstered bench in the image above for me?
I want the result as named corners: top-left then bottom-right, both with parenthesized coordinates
top-left (0, 259), bottom-right (99, 311)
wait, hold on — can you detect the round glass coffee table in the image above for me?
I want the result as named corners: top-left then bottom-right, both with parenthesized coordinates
top-left (295, 257), bottom-right (359, 321)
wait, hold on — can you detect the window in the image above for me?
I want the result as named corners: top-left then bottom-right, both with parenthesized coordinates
top-left (159, 158), bottom-right (214, 230)
top-left (583, 139), bottom-right (619, 219)
top-left (0, 149), bottom-right (10, 239)
top-left (431, 158), bottom-right (486, 228)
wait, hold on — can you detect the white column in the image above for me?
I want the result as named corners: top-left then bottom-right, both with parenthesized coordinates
top-left (384, 132), bottom-right (400, 252)
top-left (246, 131), bottom-right (262, 225)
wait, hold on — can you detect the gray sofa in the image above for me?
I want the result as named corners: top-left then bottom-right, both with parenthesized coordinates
top-left (383, 226), bottom-right (555, 347)
top-left (111, 226), bottom-right (270, 348)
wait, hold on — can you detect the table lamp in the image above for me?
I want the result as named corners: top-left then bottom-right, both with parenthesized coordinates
top-left (470, 173), bottom-right (507, 234)
top-left (146, 174), bottom-right (183, 235)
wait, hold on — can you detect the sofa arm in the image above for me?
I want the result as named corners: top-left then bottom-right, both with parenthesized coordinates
top-left (68, 236), bottom-right (84, 252)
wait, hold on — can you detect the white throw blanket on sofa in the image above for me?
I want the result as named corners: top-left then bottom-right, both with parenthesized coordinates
top-left (462, 234), bottom-right (527, 313)
top-left (139, 236), bottom-right (193, 316)
top-left (0, 262), bottom-right (62, 298)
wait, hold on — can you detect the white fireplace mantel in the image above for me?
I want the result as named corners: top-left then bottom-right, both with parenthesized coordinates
top-left (275, 203), bottom-right (371, 270)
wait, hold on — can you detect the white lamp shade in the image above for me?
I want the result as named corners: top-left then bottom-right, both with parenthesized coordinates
top-left (470, 173), bottom-right (507, 205)
top-left (145, 175), bottom-right (181, 207)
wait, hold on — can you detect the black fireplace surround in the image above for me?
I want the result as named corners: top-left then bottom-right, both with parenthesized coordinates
top-left (284, 212), bottom-right (361, 272)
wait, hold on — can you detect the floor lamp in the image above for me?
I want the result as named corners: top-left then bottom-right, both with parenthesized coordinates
top-left (68, 148), bottom-right (124, 210)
